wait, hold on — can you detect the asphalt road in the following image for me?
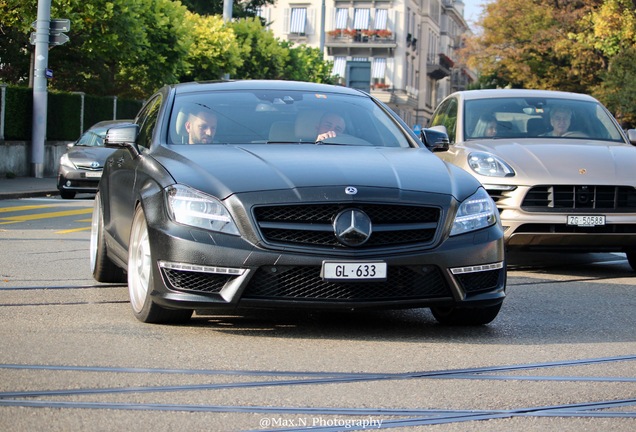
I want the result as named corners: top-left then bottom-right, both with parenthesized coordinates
top-left (0, 197), bottom-right (635, 431)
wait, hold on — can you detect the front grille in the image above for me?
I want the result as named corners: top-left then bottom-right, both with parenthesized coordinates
top-left (243, 265), bottom-right (450, 301)
top-left (522, 185), bottom-right (636, 212)
top-left (162, 268), bottom-right (231, 293)
top-left (454, 269), bottom-right (503, 294)
top-left (254, 204), bottom-right (440, 249)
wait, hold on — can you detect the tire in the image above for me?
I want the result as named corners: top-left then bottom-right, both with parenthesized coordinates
top-left (90, 192), bottom-right (126, 283)
top-left (59, 189), bottom-right (76, 199)
top-left (626, 251), bottom-right (636, 271)
top-left (431, 303), bottom-right (502, 326)
top-left (128, 205), bottom-right (193, 324)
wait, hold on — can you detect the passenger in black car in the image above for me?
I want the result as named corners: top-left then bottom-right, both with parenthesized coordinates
top-left (315, 112), bottom-right (346, 142)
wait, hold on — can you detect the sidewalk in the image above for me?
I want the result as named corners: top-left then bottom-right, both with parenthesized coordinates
top-left (0, 176), bottom-right (59, 200)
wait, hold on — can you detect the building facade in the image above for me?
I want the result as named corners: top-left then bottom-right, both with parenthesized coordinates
top-left (258, 0), bottom-right (473, 128)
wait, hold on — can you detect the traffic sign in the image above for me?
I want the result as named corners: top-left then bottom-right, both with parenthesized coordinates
top-left (49, 33), bottom-right (70, 46)
top-left (50, 19), bottom-right (71, 33)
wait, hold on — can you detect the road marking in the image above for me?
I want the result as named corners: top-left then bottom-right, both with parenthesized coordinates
top-left (56, 227), bottom-right (92, 234)
top-left (0, 204), bottom-right (58, 213)
top-left (0, 208), bottom-right (93, 224)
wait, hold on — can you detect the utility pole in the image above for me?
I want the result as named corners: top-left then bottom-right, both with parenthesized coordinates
top-left (30, 0), bottom-right (52, 178)
top-left (30, 0), bottom-right (70, 178)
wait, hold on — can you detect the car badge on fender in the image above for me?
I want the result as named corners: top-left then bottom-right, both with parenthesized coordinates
top-left (345, 186), bottom-right (358, 195)
top-left (333, 209), bottom-right (372, 247)
top-left (579, 168), bottom-right (587, 175)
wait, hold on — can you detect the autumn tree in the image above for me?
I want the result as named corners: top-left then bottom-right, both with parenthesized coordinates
top-left (464, 0), bottom-right (605, 92)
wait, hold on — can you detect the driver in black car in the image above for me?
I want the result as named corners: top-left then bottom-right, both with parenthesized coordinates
top-left (315, 112), bottom-right (346, 142)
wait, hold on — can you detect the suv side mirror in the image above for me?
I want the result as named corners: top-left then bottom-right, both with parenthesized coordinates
top-left (421, 126), bottom-right (450, 152)
top-left (627, 129), bottom-right (636, 145)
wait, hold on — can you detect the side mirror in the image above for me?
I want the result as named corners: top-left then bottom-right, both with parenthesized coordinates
top-left (420, 126), bottom-right (450, 152)
top-left (627, 129), bottom-right (636, 145)
top-left (105, 124), bottom-right (139, 148)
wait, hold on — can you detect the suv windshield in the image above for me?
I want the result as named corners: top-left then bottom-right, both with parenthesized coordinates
top-left (465, 97), bottom-right (625, 142)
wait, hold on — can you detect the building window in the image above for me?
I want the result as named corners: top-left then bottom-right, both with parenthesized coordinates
top-left (335, 8), bottom-right (348, 29)
top-left (372, 58), bottom-right (387, 80)
top-left (374, 9), bottom-right (388, 30)
top-left (353, 8), bottom-right (370, 30)
top-left (289, 7), bottom-right (307, 34)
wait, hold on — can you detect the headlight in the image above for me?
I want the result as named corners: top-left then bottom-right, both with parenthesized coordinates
top-left (450, 187), bottom-right (498, 236)
top-left (467, 152), bottom-right (514, 177)
top-left (165, 184), bottom-right (239, 235)
top-left (59, 154), bottom-right (76, 169)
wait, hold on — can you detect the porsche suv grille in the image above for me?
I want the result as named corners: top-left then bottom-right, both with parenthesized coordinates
top-left (522, 185), bottom-right (636, 212)
top-left (253, 203), bottom-right (441, 248)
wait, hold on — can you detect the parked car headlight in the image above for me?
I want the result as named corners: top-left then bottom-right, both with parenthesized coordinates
top-left (59, 154), bottom-right (76, 169)
top-left (467, 152), bottom-right (514, 177)
top-left (165, 184), bottom-right (239, 235)
top-left (450, 187), bottom-right (498, 236)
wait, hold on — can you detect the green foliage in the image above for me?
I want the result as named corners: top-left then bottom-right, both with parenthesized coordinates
top-left (47, 91), bottom-right (81, 140)
top-left (593, 46), bottom-right (636, 128)
top-left (284, 42), bottom-right (335, 84)
top-left (181, 0), bottom-right (275, 20)
top-left (181, 12), bottom-right (241, 81)
top-left (3, 86), bottom-right (32, 140)
top-left (230, 18), bottom-right (290, 79)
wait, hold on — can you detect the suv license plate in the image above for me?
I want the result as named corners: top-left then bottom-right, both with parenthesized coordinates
top-left (567, 215), bottom-right (605, 227)
top-left (321, 261), bottom-right (387, 281)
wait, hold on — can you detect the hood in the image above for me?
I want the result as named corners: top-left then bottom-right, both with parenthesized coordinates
top-left (461, 139), bottom-right (636, 184)
top-left (67, 146), bottom-right (116, 167)
top-left (152, 144), bottom-right (473, 200)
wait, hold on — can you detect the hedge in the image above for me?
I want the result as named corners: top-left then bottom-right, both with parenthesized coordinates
top-left (0, 85), bottom-right (143, 141)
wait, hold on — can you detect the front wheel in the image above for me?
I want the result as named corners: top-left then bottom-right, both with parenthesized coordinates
top-left (90, 192), bottom-right (126, 283)
top-left (128, 205), bottom-right (193, 324)
top-left (431, 303), bottom-right (502, 326)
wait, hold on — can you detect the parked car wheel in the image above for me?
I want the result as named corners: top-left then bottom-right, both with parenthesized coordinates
top-left (128, 205), bottom-right (193, 324)
top-left (431, 303), bottom-right (502, 326)
top-left (626, 251), bottom-right (636, 271)
top-left (59, 186), bottom-right (76, 200)
top-left (90, 193), bottom-right (126, 283)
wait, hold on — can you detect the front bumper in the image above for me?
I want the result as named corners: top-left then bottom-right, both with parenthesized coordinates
top-left (57, 167), bottom-right (102, 192)
top-left (144, 215), bottom-right (506, 312)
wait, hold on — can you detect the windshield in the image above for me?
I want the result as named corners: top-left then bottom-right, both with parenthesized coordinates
top-left (465, 97), bottom-right (625, 142)
top-left (76, 128), bottom-right (109, 146)
top-left (168, 89), bottom-right (411, 147)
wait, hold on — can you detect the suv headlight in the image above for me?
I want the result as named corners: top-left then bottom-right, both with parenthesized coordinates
top-left (165, 184), bottom-right (239, 235)
top-left (450, 187), bottom-right (498, 236)
top-left (468, 151), bottom-right (514, 177)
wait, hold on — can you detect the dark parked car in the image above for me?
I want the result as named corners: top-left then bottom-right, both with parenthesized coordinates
top-left (428, 89), bottom-right (636, 270)
top-left (90, 80), bottom-right (506, 325)
top-left (57, 119), bottom-right (132, 199)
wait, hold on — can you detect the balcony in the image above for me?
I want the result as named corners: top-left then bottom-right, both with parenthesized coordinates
top-left (325, 29), bottom-right (398, 54)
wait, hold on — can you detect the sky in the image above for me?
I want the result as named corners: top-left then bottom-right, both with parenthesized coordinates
top-left (462, 0), bottom-right (487, 30)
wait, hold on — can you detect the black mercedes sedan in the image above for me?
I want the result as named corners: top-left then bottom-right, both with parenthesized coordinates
top-left (90, 80), bottom-right (506, 326)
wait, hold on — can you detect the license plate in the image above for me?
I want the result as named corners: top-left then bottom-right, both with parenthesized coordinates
top-left (567, 215), bottom-right (605, 227)
top-left (321, 261), bottom-right (387, 281)
top-left (84, 171), bottom-right (102, 178)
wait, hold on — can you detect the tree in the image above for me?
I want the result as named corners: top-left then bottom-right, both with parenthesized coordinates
top-left (180, 12), bottom-right (241, 81)
top-left (464, 0), bottom-right (605, 92)
top-left (594, 46), bottom-right (636, 128)
top-left (230, 18), bottom-right (290, 79)
top-left (0, 0), bottom-right (36, 85)
top-left (181, 0), bottom-right (275, 20)
top-left (283, 42), bottom-right (334, 84)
